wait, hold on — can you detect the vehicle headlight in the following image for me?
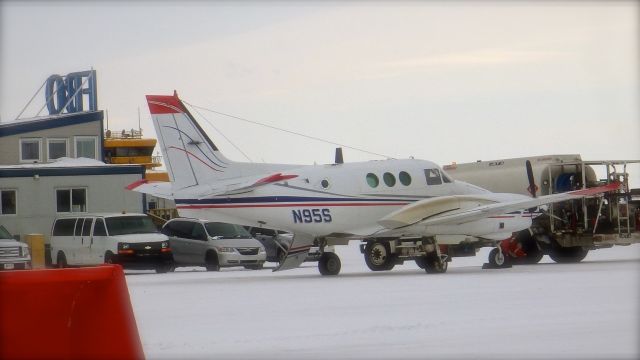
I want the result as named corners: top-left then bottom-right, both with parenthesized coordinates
top-left (259, 247), bottom-right (266, 254)
top-left (161, 241), bottom-right (169, 249)
top-left (119, 243), bottom-right (130, 250)
top-left (217, 246), bottom-right (235, 253)
top-left (21, 246), bottom-right (30, 257)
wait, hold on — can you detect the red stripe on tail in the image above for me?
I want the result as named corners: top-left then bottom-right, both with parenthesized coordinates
top-left (146, 91), bottom-right (188, 114)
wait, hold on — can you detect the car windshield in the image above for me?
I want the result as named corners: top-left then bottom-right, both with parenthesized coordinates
top-left (105, 216), bottom-right (158, 236)
top-left (0, 225), bottom-right (12, 239)
top-left (205, 222), bottom-right (252, 239)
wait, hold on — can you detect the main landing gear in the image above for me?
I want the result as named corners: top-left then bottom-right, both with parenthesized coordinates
top-left (318, 252), bottom-right (341, 276)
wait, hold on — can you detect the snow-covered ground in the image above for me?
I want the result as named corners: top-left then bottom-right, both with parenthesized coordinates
top-left (126, 243), bottom-right (640, 359)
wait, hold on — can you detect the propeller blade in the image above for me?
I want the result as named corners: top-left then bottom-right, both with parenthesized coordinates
top-left (526, 160), bottom-right (537, 198)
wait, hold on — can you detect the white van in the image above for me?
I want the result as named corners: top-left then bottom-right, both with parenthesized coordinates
top-left (51, 213), bottom-right (173, 273)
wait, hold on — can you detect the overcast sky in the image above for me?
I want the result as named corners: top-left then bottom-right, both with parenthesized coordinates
top-left (1, 1), bottom-right (638, 184)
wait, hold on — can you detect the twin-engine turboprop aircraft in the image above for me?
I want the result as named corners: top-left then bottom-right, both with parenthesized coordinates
top-left (129, 91), bottom-right (620, 275)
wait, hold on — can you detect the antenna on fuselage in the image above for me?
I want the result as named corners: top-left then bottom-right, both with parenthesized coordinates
top-left (335, 147), bottom-right (344, 164)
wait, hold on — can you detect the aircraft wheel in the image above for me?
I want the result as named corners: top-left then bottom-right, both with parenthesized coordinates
top-left (364, 241), bottom-right (395, 271)
top-left (488, 248), bottom-right (510, 267)
top-left (424, 255), bottom-right (448, 274)
top-left (318, 252), bottom-right (341, 276)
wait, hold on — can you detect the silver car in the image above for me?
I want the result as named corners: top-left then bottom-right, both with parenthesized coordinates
top-left (161, 218), bottom-right (266, 271)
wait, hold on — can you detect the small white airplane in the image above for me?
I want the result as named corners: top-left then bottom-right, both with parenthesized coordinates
top-left (129, 91), bottom-right (620, 275)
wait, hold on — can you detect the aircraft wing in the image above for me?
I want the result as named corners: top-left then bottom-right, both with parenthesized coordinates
top-left (379, 181), bottom-right (621, 229)
top-left (126, 180), bottom-right (175, 200)
top-left (189, 173), bottom-right (298, 198)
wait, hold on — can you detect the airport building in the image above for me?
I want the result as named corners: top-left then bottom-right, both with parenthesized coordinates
top-left (0, 70), bottom-right (146, 264)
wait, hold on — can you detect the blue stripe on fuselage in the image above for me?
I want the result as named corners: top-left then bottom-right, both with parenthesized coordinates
top-left (175, 196), bottom-right (422, 205)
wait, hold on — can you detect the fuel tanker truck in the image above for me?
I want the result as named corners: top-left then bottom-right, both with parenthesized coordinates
top-left (444, 154), bottom-right (640, 265)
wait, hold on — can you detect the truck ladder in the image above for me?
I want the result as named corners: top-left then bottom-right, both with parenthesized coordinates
top-left (610, 164), bottom-right (631, 238)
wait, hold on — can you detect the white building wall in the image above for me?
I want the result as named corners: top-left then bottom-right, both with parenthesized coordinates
top-left (0, 173), bottom-right (143, 245)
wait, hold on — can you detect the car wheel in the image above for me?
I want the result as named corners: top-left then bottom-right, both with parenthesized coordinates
top-left (104, 251), bottom-right (115, 264)
top-left (156, 259), bottom-right (175, 273)
top-left (56, 252), bottom-right (67, 268)
top-left (205, 252), bottom-right (220, 271)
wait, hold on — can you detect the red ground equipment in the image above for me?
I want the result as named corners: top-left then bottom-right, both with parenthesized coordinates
top-left (0, 265), bottom-right (144, 360)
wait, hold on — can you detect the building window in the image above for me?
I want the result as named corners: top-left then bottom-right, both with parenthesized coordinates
top-left (47, 138), bottom-right (69, 161)
top-left (74, 136), bottom-right (98, 159)
top-left (56, 188), bottom-right (87, 213)
top-left (0, 190), bottom-right (17, 215)
top-left (19, 138), bottom-right (42, 163)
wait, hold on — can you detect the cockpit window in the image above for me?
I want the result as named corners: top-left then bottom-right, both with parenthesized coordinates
top-left (424, 168), bottom-right (442, 185)
top-left (442, 172), bottom-right (452, 183)
top-left (366, 173), bottom-right (379, 188)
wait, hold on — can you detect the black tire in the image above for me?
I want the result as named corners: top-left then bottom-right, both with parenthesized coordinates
top-left (549, 246), bottom-right (589, 263)
top-left (104, 251), bottom-right (115, 264)
top-left (363, 241), bottom-right (395, 271)
top-left (318, 252), bottom-right (341, 276)
top-left (156, 260), bottom-right (175, 274)
top-left (517, 231), bottom-right (544, 264)
top-left (244, 263), bottom-right (264, 270)
top-left (488, 248), bottom-right (510, 267)
top-left (205, 251), bottom-right (220, 271)
top-left (277, 249), bottom-right (287, 265)
top-left (524, 247), bottom-right (544, 264)
top-left (415, 257), bottom-right (427, 269)
top-left (424, 255), bottom-right (448, 274)
top-left (56, 252), bottom-right (67, 268)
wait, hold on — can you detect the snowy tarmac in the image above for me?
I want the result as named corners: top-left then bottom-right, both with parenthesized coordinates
top-left (126, 243), bottom-right (640, 359)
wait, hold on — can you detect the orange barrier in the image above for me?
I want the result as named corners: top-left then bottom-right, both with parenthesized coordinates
top-left (0, 265), bottom-right (144, 360)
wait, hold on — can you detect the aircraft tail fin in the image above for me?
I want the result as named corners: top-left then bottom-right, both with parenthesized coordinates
top-left (146, 92), bottom-right (236, 190)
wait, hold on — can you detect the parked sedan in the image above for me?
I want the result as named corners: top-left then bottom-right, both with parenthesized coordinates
top-left (161, 218), bottom-right (266, 271)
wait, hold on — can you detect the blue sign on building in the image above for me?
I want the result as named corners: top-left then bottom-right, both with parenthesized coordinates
top-left (45, 70), bottom-right (97, 115)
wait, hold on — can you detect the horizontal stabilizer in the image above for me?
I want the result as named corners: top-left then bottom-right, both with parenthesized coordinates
top-left (194, 172), bottom-right (298, 198)
top-left (126, 180), bottom-right (174, 200)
